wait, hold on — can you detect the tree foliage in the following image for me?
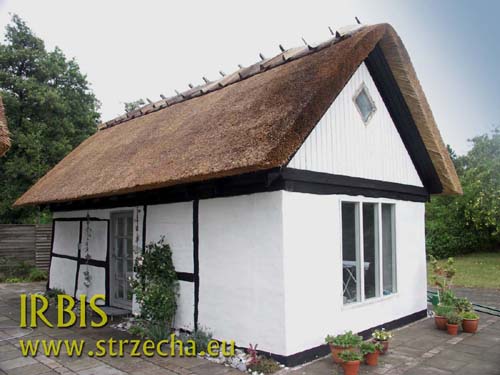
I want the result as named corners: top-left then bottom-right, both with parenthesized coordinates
top-left (0, 15), bottom-right (100, 223)
top-left (124, 99), bottom-right (145, 113)
top-left (426, 128), bottom-right (500, 258)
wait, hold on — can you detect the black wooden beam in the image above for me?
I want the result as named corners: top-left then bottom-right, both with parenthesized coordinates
top-left (50, 167), bottom-right (429, 212)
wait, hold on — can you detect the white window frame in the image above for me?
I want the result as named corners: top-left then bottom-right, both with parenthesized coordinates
top-left (340, 198), bottom-right (397, 307)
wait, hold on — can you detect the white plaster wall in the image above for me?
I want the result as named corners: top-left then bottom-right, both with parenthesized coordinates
top-left (76, 265), bottom-right (106, 304)
top-left (288, 63), bottom-right (423, 187)
top-left (198, 192), bottom-right (286, 354)
top-left (49, 257), bottom-right (77, 294)
top-left (146, 202), bottom-right (194, 273)
top-left (51, 191), bottom-right (426, 357)
top-left (81, 221), bottom-right (108, 261)
top-left (176, 281), bottom-right (195, 329)
top-left (146, 202), bottom-right (195, 329)
top-left (282, 191), bottom-right (427, 355)
top-left (52, 221), bottom-right (80, 257)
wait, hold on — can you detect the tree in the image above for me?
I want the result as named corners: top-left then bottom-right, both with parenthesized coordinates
top-left (426, 128), bottom-right (500, 257)
top-left (0, 15), bottom-right (100, 223)
top-left (124, 99), bottom-right (145, 113)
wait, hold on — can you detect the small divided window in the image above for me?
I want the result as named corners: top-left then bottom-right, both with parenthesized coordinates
top-left (353, 83), bottom-right (376, 124)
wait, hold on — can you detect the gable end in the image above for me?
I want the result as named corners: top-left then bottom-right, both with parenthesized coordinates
top-left (365, 44), bottom-right (443, 194)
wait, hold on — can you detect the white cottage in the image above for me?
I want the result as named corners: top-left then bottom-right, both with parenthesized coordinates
top-left (16, 23), bottom-right (461, 365)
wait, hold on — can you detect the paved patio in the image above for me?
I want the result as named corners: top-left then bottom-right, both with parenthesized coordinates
top-left (1, 282), bottom-right (499, 375)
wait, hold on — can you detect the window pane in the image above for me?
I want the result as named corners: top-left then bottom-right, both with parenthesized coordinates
top-left (355, 88), bottom-right (376, 123)
top-left (382, 204), bottom-right (396, 294)
top-left (342, 202), bottom-right (360, 304)
top-left (116, 238), bottom-right (123, 257)
top-left (117, 217), bottom-right (124, 236)
top-left (363, 203), bottom-right (379, 299)
top-left (127, 216), bottom-right (134, 236)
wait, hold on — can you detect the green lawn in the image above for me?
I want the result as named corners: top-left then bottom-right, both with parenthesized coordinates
top-left (427, 252), bottom-right (500, 290)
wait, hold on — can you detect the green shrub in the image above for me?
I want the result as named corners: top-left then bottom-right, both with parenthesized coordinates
top-left (0, 259), bottom-right (47, 283)
top-left (28, 268), bottom-right (48, 282)
top-left (12, 261), bottom-right (33, 279)
top-left (426, 130), bottom-right (500, 258)
top-left (434, 304), bottom-right (454, 317)
top-left (144, 323), bottom-right (171, 342)
top-left (248, 357), bottom-right (281, 374)
top-left (445, 312), bottom-right (463, 325)
top-left (360, 342), bottom-right (382, 354)
top-left (128, 323), bottom-right (146, 338)
top-left (461, 311), bottom-right (479, 320)
top-left (429, 256), bottom-right (456, 296)
top-left (44, 288), bottom-right (66, 300)
top-left (0, 260), bottom-right (33, 281)
top-left (325, 331), bottom-right (362, 348)
top-left (338, 350), bottom-right (363, 362)
top-left (179, 328), bottom-right (213, 355)
top-left (454, 297), bottom-right (473, 314)
top-left (5, 277), bottom-right (23, 283)
top-left (439, 289), bottom-right (457, 307)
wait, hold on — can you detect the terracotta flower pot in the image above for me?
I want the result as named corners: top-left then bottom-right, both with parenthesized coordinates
top-left (365, 351), bottom-right (379, 366)
top-left (373, 339), bottom-right (389, 354)
top-left (434, 315), bottom-right (447, 330)
top-left (462, 318), bottom-right (479, 333)
top-left (329, 344), bottom-right (352, 364)
top-left (446, 323), bottom-right (459, 335)
top-left (342, 360), bottom-right (361, 375)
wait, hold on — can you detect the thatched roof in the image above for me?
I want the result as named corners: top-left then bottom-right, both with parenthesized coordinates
top-left (0, 97), bottom-right (10, 157)
top-left (15, 23), bottom-right (461, 207)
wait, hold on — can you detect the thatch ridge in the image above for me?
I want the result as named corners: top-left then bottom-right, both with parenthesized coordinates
top-left (15, 23), bottom-right (462, 207)
top-left (98, 27), bottom-right (360, 131)
top-left (0, 97), bottom-right (10, 157)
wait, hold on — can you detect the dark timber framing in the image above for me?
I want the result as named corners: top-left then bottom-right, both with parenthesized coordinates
top-left (48, 217), bottom-right (110, 305)
top-left (141, 205), bottom-right (147, 253)
top-left (365, 44), bottom-right (442, 194)
top-left (193, 200), bottom-right (200, 331)
top-left (49, 167), bottom-right (429, 213)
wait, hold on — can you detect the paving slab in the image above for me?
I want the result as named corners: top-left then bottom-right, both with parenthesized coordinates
top-left (4, 362), bottom-right (52, 375)
top-left (0, 357), bottom-right (37, 371)
top-left (1, 282), bottom-right (500, 375)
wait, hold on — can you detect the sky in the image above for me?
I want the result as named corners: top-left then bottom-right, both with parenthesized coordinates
top-left (0, 0), bottom-right (498, 155)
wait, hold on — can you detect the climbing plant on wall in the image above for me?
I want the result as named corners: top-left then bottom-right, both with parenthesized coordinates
top-left (130, 237), bottom-right (179, 336)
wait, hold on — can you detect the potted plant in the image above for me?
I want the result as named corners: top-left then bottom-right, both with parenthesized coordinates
top-left (433, 304), bottom-right (453, 330)
top-left (360, 341), bottom-right (383, 366)
top-left (429, 256), bottom-right (456, 299)
top-left (445, 312), bottom-right (462, 335)
top-left (371, 328), bottom-right (392, 354)
top-left (461, 311), bottom-right (480, 333)
top-left (325, 331), bottom-right (362, 364)
top-left (454, 297), bottom-right (473, 314)
top-left (338, 350), bottom-right (363, 375)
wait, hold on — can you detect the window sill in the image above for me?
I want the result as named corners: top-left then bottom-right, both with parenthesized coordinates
top-left (341, 292), bottom-right (399, 311)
